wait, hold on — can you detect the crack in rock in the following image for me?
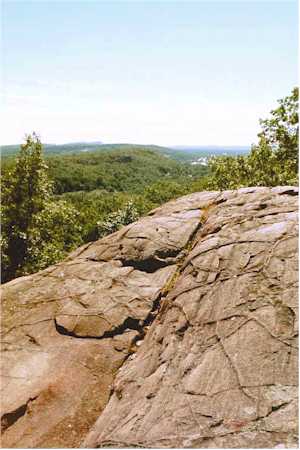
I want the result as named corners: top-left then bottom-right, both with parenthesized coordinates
top-left (54, 316), bottom-right (143, 340)
top-left (119, 257), bottom-right (171, 273)
top-left (54, 293), bottom-right (163, 341)
top-left (1, 396), bottom-right (38, 434)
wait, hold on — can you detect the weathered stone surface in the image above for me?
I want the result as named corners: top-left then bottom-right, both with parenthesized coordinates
top-left (82, 187), bottom-right (298, 449)
top-left (1, 187), bottom-right (298, 448)
top-left (1, 206), bottom-right (201, 448)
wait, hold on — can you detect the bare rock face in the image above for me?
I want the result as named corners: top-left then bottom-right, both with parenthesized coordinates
top-left (1, 187), bottom-right (298, 448)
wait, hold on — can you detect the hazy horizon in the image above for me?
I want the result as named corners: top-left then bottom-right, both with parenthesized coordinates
top-left (2, 0), bottom-right (298, 145)
top-left (1, 139), bottom-right (251, 148)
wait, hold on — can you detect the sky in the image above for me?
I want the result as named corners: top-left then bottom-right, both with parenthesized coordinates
top-left (1, 0), bottom-right (298, 146)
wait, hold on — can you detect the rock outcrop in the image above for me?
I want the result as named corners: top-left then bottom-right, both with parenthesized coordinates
top-left (1, 187), bottom-right (298, 448)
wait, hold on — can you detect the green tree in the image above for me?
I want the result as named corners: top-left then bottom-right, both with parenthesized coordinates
top-left (144, 180), bottom-right (188, 204)
top-left (22, 201), bottom-right (82, 274)
top-left (207, 155), bottom-right (250, 190)
top-left (259, 86), bottom-right (298, 171)
top-left (208, 88), bottom-right (299, 189)
top-left (97, 200), bottom-right (140, 237)
top-left (1, 133), bottom-right (82, 282)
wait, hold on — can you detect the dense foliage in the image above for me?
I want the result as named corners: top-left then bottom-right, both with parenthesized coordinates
top-left (46, 148), bottom-right (199, 194)
top-left (1, 88), bottom-right (298, 282)
top-left (208, 87), bottom-right (298, 189)
top-left (97, 201), bottom-right (140, 237)
top-left (1, 134), bottom-right (82, 282)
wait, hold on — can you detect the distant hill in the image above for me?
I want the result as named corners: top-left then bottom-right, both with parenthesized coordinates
top-left (1, 142), bottom-right (250, 161)
top-left (1, 142), bottom-right (173, 157)
top-left (46, 147), bottom-right (204, 194)
top-left (2, 146), bottom-right (207, 194)
top-left (1, 142), bottom-right (104, 156)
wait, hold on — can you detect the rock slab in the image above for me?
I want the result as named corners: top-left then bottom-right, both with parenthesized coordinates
top-left (1, 187), bottom-right (298, 448)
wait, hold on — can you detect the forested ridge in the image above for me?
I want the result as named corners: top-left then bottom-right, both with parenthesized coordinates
top-left (1, 88), bottom-right (298, 283)
top-left (2, 146), bottom-right (207, 194)
top-left (1, 142), bottom-right (175, 157)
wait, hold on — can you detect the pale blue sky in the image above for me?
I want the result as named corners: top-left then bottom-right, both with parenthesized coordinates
top-left (1, 0), bottom-right (298, 145)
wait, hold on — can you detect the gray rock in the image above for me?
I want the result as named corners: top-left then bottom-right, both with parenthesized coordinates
top-left (1, 187), bottom-right (298, 448)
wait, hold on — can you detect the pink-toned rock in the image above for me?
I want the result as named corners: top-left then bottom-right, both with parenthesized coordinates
top-left (83, 187), bottom-right (298, 449)
top-left (1, 187), bottom-right (298, 448)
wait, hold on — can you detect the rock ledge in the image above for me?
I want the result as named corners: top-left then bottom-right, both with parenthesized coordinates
top-left (1, 187), bottom-right (298, 448)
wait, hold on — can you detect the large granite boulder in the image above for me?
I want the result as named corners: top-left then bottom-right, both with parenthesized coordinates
top-left (1, 187), bottom-right (298, 448)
